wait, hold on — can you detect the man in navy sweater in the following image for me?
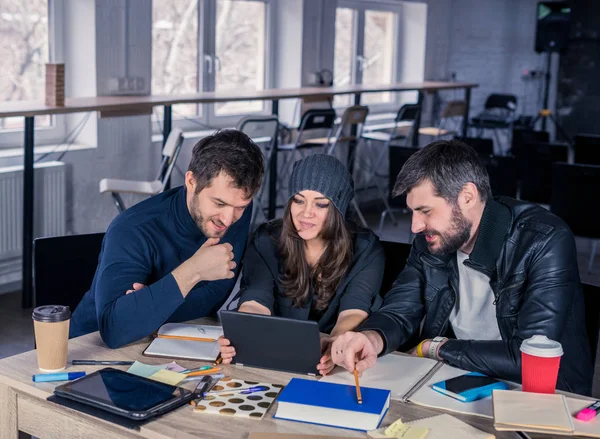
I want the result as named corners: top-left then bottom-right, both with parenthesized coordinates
top-left (70, 129), bottom-right (265, 348)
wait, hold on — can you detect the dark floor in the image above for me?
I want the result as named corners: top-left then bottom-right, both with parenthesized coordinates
top-left (1, 209), bottom-right (599, 396)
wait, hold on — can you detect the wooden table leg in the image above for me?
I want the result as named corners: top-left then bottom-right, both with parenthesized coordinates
top-left (0, 382), bottom-right (18, 439)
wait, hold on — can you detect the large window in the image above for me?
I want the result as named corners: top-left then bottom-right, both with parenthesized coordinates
top-left (0, 0), bottom-right (53, 134)
top-left (152, 0), bottom-right (272, 128)
top-left (334, 1), bottom-right (399, 109)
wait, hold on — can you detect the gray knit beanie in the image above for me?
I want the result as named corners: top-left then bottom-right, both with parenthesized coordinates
top-left (288, 154), bottom-right (354, 217)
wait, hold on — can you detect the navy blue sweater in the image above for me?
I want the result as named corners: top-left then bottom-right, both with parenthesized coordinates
top-left (69, 186), bottom-right (250, 348)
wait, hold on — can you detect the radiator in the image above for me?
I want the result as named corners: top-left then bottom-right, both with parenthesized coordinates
top-left (0, 161), bottom-right (67, 262)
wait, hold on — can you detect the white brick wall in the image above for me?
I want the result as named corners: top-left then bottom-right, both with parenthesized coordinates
top-left (422, 0), bottom-right (556, 131)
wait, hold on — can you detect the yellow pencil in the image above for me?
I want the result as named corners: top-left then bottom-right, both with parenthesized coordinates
top-left (353, 369), bottom-right (362, 404)
top-left (186, 368), bottom-right (221, 377)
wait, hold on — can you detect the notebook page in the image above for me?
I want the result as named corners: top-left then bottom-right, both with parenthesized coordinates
top-left (144, 337), bottom-right (220, 361)
top-left (319, 354), bottom-right (439, 401)
top-left (408, 364), bottom-right (519, 418)
top-left (368, 414), bottom-right (495, 439)
top-left (407, 413), bottom-right (495, 439)
top-left (493, 390), bottom-right (573, 433)
top-left (157, 323), bottom-right (223, 339)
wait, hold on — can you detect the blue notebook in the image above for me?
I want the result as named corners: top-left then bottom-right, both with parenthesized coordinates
top-left (274, 378), bottom-right (390, 431)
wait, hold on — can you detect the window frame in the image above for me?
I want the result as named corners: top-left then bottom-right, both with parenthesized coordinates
top-left (0, 0), bottom-right (67, 149)
top-left (335, 0), bottom-right (402, 114)
top-left (152, 0), bottom-right (276, 134)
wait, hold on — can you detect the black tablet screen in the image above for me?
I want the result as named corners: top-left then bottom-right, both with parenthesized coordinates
top-left (64, 369), bottom-right (179, 412)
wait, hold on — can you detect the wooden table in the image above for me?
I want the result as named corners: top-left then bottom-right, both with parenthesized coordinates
top-left (0, 323), bottom-right (526, 439)
top-left (0, 81), bottom-right (478, 309)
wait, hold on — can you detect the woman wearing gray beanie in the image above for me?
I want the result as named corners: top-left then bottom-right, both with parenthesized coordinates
top-left (218, 154), bottom-right (385, 376)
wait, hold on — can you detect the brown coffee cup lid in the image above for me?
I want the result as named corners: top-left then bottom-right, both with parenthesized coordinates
top-left (32, 305), bottom-right (71, 323)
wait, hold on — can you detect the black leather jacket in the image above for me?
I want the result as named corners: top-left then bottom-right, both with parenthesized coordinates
top-left (361, 197), bottom-right (593, 395)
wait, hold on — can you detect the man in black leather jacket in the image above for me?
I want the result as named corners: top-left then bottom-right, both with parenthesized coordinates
top-left (331, 139), bottom-right (593, 395)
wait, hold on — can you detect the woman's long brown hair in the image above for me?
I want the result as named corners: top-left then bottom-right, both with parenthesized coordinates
top-left (278, 201), bottom-right (354, 311)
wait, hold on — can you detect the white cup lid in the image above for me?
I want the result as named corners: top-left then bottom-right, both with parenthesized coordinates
top-left (520, 335), bottom-right (563, 357)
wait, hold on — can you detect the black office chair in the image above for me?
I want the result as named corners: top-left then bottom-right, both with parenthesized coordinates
top-left (470, 94), bottom-right (517, 153)
top-left (517, 141), bottom-right (568, 204)
top-left (34, 233), bottom-right (105, 311)
top-left (551, 162), bottom-right (600, 273)
top-left (574, 133), bottom-right (600, 165)
top-left (471, 94), bottom-right (517, 127)
top-left (380, 240), bottom-right (412, 297)
top-left (277, 108), bottom-right (338, 188)
top-left (480, 154), bottom-right (518, 198)
top-left (378, 146), bottom-right (419, 235)
top-left (582, 283), bottom-right (600, 365)
top-left (455, 136), bottom-right (494, 158)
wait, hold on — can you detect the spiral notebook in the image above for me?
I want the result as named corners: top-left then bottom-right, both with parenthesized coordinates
top-left (320, 353), bottom-right (517, 418)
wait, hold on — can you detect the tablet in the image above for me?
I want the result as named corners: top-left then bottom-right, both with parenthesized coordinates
top-left (220, 311), bottom-right (322, 375)
top-left (53, 367), bottom-right (195, 420)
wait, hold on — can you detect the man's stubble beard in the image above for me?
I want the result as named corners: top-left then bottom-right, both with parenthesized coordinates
top-left (427, 205), bottom-right (472, 255)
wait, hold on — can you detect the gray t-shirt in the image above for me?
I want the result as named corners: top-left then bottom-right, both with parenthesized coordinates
top-left (449, 251), bottom-right (502, 341)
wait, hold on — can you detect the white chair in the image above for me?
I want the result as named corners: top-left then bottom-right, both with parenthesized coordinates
top-left (100, 127), bottom-right (184, 212)
top-left (236, 115), bottom-right (279, 228)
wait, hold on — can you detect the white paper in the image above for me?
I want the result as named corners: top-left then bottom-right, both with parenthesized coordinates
top-left (320, 354), bottom-right (438, 400)
top-left (409, 364), bottom-right (513, 419)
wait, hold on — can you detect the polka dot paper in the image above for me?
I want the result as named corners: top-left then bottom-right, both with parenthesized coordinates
top-left (193, 377), bottom-right (284, 419)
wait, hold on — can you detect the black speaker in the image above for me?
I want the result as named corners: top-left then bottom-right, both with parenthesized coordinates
top-left (535, 1), bottom-right (571, 53)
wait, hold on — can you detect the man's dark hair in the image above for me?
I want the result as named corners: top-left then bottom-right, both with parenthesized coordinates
top-left (393, 139), bottom-right (492, 203)
top-left (188, 129), bottom-right (264, 198)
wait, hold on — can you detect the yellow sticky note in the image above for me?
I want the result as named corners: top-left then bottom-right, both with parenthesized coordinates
top-left (148, 369), bottom-right (186, 386)
top-left (385, 419), bottom-right (406, 437)
top-left (385, 419), bottom-right (429, 439)
top-left (394, 426), bottom-right (429, 439)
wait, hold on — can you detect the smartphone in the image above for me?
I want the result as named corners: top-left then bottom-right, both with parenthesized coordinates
top-left (431, 372), bottom-right (509, 402)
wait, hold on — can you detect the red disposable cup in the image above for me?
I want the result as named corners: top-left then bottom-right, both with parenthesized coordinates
top-left (520, 335), bottom-right (563, 394)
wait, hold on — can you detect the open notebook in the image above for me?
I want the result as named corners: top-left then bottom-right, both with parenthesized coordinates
top-left (143, 323), bottom-right (223, 362)
top-left (493, 390), bottom-right (600, 437)
top-left (320, 353), bottom-right (518, 418)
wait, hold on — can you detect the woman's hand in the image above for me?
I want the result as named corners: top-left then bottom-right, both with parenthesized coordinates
top-left (316, 335), bottom-right (336, 376)
top-left (217, 335), bottom-right (236, 364)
